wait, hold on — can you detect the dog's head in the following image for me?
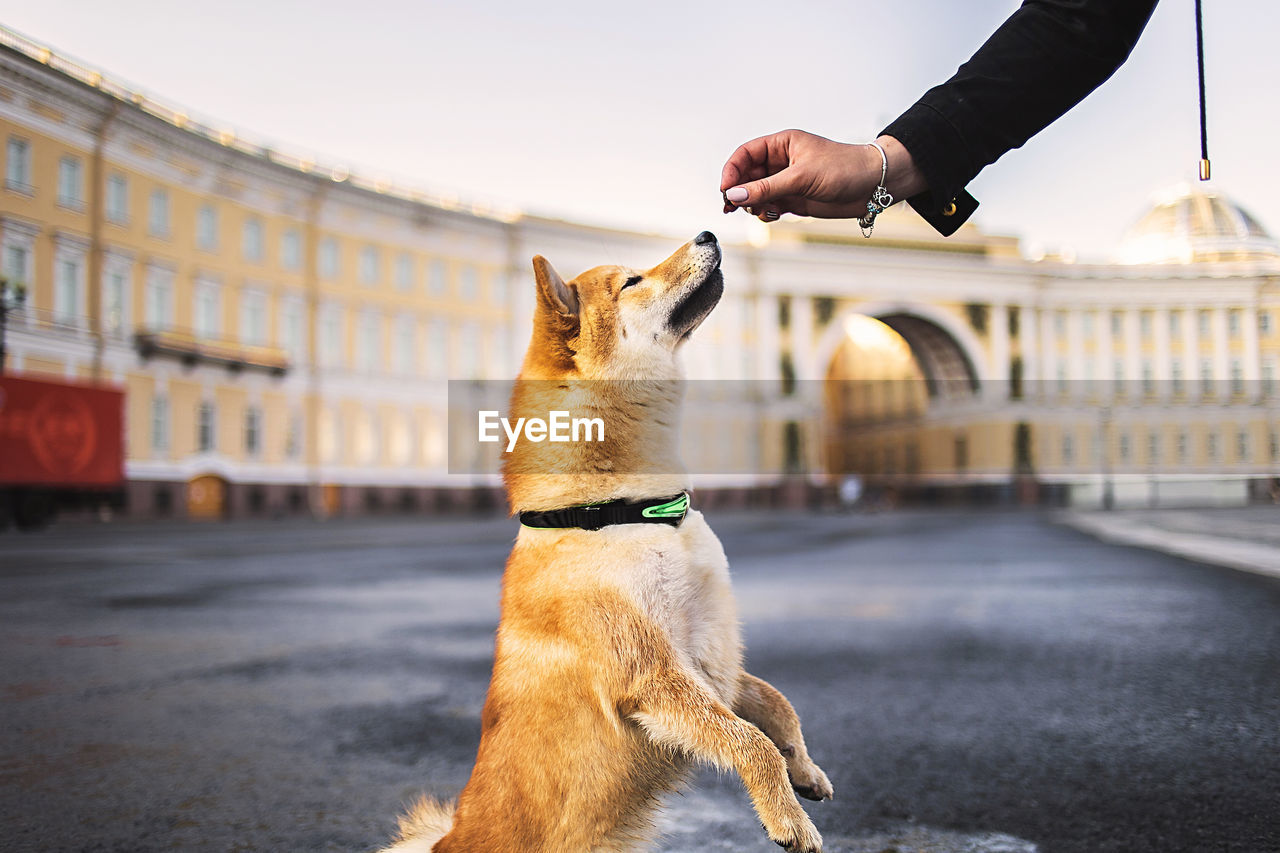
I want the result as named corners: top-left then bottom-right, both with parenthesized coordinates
top-left (524, 232), bottom-right (723, 380)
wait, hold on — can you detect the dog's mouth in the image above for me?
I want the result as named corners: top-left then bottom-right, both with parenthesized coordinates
top-left (667, 263), bottom-right (724, 341)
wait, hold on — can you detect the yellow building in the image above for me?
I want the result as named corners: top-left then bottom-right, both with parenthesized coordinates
top-left (2, 27), bottom-right (1277, 518)
top-left (1, 30), bottom-right (519, 518)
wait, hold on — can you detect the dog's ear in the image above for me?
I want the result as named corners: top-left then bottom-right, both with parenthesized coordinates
top-left (529, 256), bottom-right (580, 368)
top-left (532, 255), bottom-right (579, 317)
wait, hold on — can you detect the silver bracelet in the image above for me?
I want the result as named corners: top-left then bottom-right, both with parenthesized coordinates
top-left (859, 141), bottom-right (894, 238)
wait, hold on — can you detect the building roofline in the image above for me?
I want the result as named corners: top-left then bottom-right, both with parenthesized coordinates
top-left (0, 25), bottom-right (522, 225)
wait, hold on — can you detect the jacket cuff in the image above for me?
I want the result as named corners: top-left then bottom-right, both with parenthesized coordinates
top-left (881, 102), bottom-right (979, 235)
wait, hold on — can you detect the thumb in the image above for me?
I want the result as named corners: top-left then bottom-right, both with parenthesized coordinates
top-left (724, 166), bottom-right (807, 208)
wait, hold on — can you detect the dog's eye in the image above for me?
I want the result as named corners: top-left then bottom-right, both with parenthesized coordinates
top-left (621, 275), bottom-right (643, 290)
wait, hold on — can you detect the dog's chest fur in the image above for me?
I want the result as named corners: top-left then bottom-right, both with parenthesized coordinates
top-left (611, 510), bottom-right (743, 703)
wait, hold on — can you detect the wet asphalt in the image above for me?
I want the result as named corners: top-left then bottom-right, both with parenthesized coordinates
top-left (0, 509), bottom-right (1277, 853)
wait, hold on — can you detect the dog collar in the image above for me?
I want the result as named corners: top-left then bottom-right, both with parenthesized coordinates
top-left (520, 492), bottom-right (689, 531)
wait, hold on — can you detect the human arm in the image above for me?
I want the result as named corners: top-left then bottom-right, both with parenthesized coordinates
top-left (720, 0), bottom-right (1160, 234)
top-left (885, 0), bottom-right (1160, 227)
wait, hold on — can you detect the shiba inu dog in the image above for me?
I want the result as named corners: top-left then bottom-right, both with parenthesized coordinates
top-left (379, 232), bottom-right (831, 852)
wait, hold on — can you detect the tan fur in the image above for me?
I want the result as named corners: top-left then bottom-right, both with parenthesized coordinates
top-left (380, 237), bottom-right (832, 853)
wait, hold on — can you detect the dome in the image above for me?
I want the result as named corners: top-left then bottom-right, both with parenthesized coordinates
top-left (1116, 186), bottom-right (1278, 265)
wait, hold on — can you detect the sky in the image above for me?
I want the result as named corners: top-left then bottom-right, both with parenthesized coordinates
top-left (1, 0), bottom-right (1276, 261)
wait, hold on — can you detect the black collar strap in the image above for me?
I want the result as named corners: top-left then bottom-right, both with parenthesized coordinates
top-left (520, 492), bottom-right (689, 531)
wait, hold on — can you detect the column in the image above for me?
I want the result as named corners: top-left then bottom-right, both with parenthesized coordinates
top-left (1020, 304), bottom-right (1038, 400)
top-left (1068, 308), bottom-right (1086, 399)
top-left (988, 302), bottom-right (1009, 402)
top-left (790, 295), bottom-right (816, 384)
top-left (1124, 308), bottom-right (1141, 396)
top-left (1212, 306), bottom-right (1230, 389)
top-left (1039, 307), bottom-right (1055, 399)
top-left (1183, 302), bottom-right (1199, 396)
top-left (1098, 305), bottom-right (1114, 398)
top-left (1243, 305), bottom-right (1261, 401)
top-left (755, 292), bottom-right (780, 385)
top-left (1154, 306), bottom-right (1171, 400)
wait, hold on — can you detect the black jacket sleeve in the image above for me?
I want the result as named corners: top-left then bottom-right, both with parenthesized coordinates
top-left (881, 0), bottom-right (1160, 235)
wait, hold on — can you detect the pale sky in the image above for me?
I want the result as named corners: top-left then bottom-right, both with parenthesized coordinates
top-left (2, 0), bottom-right (1275, 261)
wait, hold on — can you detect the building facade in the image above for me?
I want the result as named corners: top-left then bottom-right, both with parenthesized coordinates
top-left (2, 29), bottom-right (1277, 518)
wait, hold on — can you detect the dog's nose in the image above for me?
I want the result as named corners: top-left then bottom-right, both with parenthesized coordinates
top-left (694, 231), bottom-right (717, 246)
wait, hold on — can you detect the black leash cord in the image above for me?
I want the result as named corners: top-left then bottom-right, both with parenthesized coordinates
top-left (1195, 0), bottom-right (1210, 180)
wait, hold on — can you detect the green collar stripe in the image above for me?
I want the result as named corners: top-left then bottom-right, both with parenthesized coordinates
top-left (641, 494), bottom-right (689, 519)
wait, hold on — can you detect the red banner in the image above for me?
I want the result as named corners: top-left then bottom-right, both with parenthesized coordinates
top-left (0, 375), bottom-right (125, 487)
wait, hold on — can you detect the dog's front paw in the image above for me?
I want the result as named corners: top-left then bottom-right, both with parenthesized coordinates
top-left (765, 807), bottom-right (823, 853)
top-left (789, 757), bottom-right (833, 802)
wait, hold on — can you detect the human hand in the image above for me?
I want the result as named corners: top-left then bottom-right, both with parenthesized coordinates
top-left (719, 130), bottom-right (926, 222)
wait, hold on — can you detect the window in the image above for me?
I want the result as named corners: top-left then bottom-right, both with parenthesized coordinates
top-left (491, 271), bottom-right (508, 303)
top-left (1230, 359), bottom-right (1244, 395)
top-left (279, 298), bottom-right (304, 364)
top-left (1169, 311), bottom-right (1181, 338)
top-left (242, 218), bottom-right (264, 262)
top-left (1271, 431), bottom-right (1280, 463)
top-left (394, 315), bottom-right (415, 375)
top-left (1118, 431), bottom-right (1131, 462)
top-left (103, 267), bottom-right (128, 334)
top-left (194, 281), bottom-right (222, 339)
top-left (1263, 359), bottom-right (1277, 396)
top-left (3, 243), bottom-right (31, 291)
top-left (319, 238), bottom-right (338, 279)
top-left (954, 435), bottom-right (968, 471)
top-left (1141, 360), bottom-right (1154, 394)
top-left (5, 137), bottom-right (31, 191)
top-left (1110, 311), bottom-right (1123, 337)
top-left (359, 246), bottom-right (380, 286)
top-left (245, 406), bottom-right (262, 457)
top-left (105, 173), bottom-right (128, 223)
top-left (1061, 434), bottom-right (1074, 466)
top-left (54, 257), bottom-right (82, 325)
top-left (280, 229), bottom-right (301, 271)
top-left (197, 205), bottom-right (218, 250)
top-left (144, 268), bottom-right (173, 331)
top-left (150, 395), bottom-right (169, 452)
top-left (1198, 309), bottom-right (1211, 338)
top-left (458, 321), bottom-right (481, 378)
top-left (428, 317), bottom-right (448, 377)
top-left (1176, 431), bottom-right (1188, 464)
top-left (197, 402), bottom-right (216, 453)
top-left (57, 157), bottom-right (83, 208)
top-left (1236, 429), bottom-right (1250, 462)
top-left (356, 311), bottom-right (382, 372)
top-left (363, 413), bottom-right (381, 464)
top-left (1228, 309), bottom-right (1242, 338)
top-left (1147, 431), bottom-right (1160, 465)
top-left (285, 411), bottom-right (302, 460)
top-left (1205, 430), bottom-right (1218, 462)
top-left (1112, 360), bottom-right (1124, 384)
top-left (319, 304), bottom-right (343, 367)
top-left (395, 253), bottom-right (413, 291)
top-left (1200, 359), bottom-right (1214, 395)
top-left (1171, 359), bottom-right (1184, 394)
top-left (428, 259), bottom-right (448, 296)
top-left (1055, 362), bottom-right (1068, 393)
top-left (1054, 311), bottom-right (1066, 337)
top-left (1261, 311), bottom-right (1273, 336)
top-left (460, 266), bottom-right (479, 301)
top-left (148, 188), bottom-right (170, 237)
top-left (1139, 311), bottom-right (1153, 339)
top-left (1082, 311), bottom-right (1095, 338)
top-left (240, 290), bottom-right (267, 346)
